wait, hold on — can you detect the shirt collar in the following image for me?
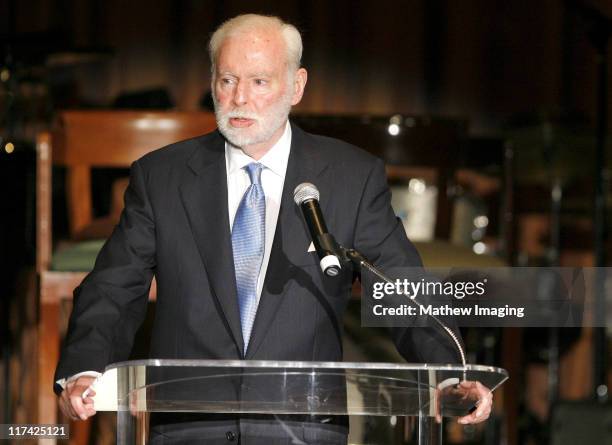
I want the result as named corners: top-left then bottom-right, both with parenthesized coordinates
top-left (225, 120), bottom-right (292, 178)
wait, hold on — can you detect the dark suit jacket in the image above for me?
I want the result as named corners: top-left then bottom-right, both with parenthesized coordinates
top-left (55, 123), bottom-right (461, 443)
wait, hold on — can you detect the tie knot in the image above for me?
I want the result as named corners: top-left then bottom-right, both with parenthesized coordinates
top-left (244, 163), bottom-right (263, 185)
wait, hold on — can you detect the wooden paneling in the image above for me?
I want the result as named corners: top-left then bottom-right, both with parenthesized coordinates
top-left (36, 133), bottom-right (52, 274)
top-left (53, 111), bottom-right (218, 166)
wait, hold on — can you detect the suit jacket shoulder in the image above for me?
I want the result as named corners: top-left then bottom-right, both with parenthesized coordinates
top-left (136, 130), bottom-right (224, 173)
top-left (293, 125), bottom-right (382, 172)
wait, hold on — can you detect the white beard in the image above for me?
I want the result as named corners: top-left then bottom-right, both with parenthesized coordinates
top-left (213, 88), bottom-right (293, 149)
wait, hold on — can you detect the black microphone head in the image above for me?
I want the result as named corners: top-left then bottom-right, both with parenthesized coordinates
top-left (293, 182), bottom-right (320, 205)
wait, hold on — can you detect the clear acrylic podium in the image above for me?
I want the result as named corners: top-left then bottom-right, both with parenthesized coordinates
top-left (93, 359), bottom-right (508, 444)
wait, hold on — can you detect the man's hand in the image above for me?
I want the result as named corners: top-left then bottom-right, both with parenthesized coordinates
top-left (435, 379), bottom-right (493, 424)
top-left (58, 376), bottom-right (97, 421)
top-left (457, 381), bottom-right (493, 424)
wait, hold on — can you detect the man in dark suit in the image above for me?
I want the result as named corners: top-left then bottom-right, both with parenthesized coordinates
top-left (56, 13), bottom-right (492, 441)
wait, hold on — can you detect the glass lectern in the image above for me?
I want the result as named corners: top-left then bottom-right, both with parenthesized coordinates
top-left (92, 360), bottom-right (508, 444)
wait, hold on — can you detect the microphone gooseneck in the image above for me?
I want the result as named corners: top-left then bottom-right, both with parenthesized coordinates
top-left (344, 249), bottom-right (467, 370)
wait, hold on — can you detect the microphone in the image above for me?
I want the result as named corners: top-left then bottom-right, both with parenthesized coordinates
top-left (293, 183), bottom-right (342, 277)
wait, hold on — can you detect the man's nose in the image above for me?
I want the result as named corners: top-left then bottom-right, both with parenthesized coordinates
top-left (232, 81), bottom-right (248, 106)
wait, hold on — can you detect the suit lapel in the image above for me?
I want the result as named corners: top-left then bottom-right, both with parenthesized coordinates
top-left (246, 124), bottom-right (332, 358)
top-left (179, 132), bottom-right (245, 356)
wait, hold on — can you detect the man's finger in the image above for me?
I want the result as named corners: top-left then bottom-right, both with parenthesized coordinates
top-left (58, 376), bottom-right (98, 421)
top-left (60, 391), bottom-right (76, 419)
top-left (84, 388), bottom-right (96, 397)
top-left (82, 397), bottom-right (97, 416)
top-left (59, 395), bottom-right (79, 421)
top-left (471, 381), bottom-right (491, 397)
top-left (458, 408), bottom-right (487, 424)
top-left (70, 391), bottom-right (90, 420)
top-left (458, 394), bottom-right (492, 424)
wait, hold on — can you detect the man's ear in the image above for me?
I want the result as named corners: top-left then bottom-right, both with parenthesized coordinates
top-left (291, 68), bottom-right (308, 106)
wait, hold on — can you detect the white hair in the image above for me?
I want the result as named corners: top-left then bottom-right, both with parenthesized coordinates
top-left (208, 14), bottom-right (303, 73)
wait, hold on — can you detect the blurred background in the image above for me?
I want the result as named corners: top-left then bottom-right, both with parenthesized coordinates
top-left (0, 0), bottom-right (611, 443)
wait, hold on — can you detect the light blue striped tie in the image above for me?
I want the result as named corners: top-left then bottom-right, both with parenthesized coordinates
top-left (232, 163), bottom-right (265, 351)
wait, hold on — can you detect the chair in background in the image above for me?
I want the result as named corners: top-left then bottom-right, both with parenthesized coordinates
top-left (36, 111), bottom-right (217, 431)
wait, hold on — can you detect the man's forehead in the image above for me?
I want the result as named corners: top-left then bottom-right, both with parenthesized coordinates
top-left (227, 27), bottom-right (283, 44)
top-left (218, 28), bottom-right (285, 57)
top-left (216, 30), bottom-right (288, 73)
top-left (216, 68), bottom-right (278, 78)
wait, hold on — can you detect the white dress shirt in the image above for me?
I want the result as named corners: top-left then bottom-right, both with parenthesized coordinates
top-left (57, 121), bottom-right (292, 390)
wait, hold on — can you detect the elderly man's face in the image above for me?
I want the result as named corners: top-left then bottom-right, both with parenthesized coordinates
top-left (213, 28), bottom-right (306, 155)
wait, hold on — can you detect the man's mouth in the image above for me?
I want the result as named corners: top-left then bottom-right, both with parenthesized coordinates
top-left (229, 117), bottom-right (255, 128)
